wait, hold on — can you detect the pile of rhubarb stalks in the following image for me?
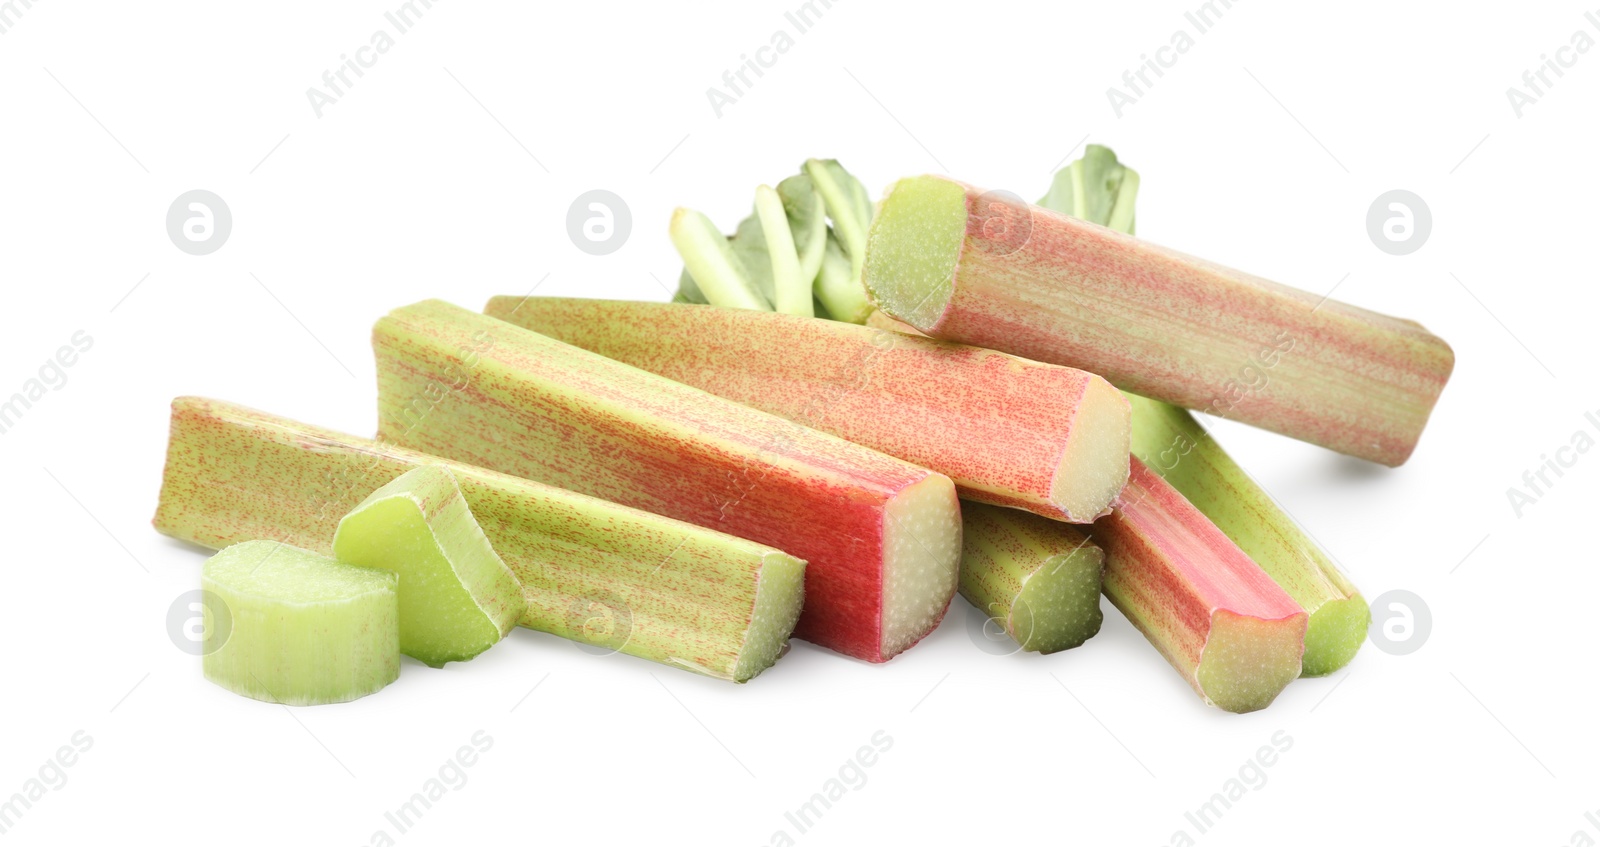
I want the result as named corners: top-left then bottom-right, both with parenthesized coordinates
top-left (155, 147), bottom-right (1454, 713)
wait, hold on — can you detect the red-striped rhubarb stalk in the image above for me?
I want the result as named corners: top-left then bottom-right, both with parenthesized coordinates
top-left (482, 296), bottom-right (1130, 523)
top-left (1127, 395), bottom-right (1368, 676)
top-left (154, 397), bottom-right (806, 682)
top-left (1031, 143), bottom-right (1369, 676)
top-left (1096, 459), bottom-right (1307, 713)
top-left (862, 174), bottom-right (1455, 466)
top-left (372, 301), bottom-right (962, 663)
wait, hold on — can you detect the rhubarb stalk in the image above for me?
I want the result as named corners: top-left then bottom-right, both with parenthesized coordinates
top-left (1033, 144), bottom-right (1369, 676)
top-left (372, 301), bottom-right (962, 662)
top-left (959, 502), bottom-right (1105, 653)
top-left (483, 296), bottom-right (1130, 523)
top-left (155, 397), bottom-right (806, 682)
top-left (862, 174), bottom-right (1455, 466)
top-left (1095, 460), bottom-right (1307, 713)
top-left (1126, 395), bottom-right (1368, 676)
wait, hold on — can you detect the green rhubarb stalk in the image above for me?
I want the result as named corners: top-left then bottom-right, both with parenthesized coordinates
top-left (669, 208), bottom-right (768, 311)
top-left (1039, 145), bottom-right (1369, 676)
top-left (959, 503), bottom-right (1105, 653)
top-left (804, 158), bottom-right (874, 322)
top-left (155, 397), bottom-right (806, 683)
top-left (815, 232), bottom-right (870, 323)
top-left (333, 465), bottom-right (527, 668)
top-left (672, 159), bottom-right (874, 323)
top-left (202, 541), bottom-right (400, 705)
top-left (754, 184), bottom-right (812, 316)
top-left (779, 174), bottom-right (828, 288)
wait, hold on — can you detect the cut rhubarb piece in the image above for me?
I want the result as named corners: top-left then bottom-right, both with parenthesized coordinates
top-left (372, 300), bottom-right (962, 662)
top-left (960, 502), bottom-right (1104, 653)
top-left (155, 397), bottom-right (805, 683)
top-left (1127, 394), bottom-right (1368, 676)
top-left (484, 297), bottom-right (1130, 523)
top-left (863, 174), bottom-right (1456, 466)
top-left (333, 465), bottom-right (526, 668)
top-left (202, 540), bottom-right (399, 705)
top-left (1095, 459), bottom-right (1307, 713)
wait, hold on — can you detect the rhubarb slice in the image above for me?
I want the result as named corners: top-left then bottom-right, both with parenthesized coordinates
top-left (483, 296), bottom-right (1130, 522)
top-left (1096, 459), bottom-right (1307, 712)
top-left (155, 397), bottom-right (805, 683)
top-left (1127, 395), bottom-right (1368, 676)
top-left (960, 502), bottom-right (1105, 653)
top-left (862, 174), bottom-right (1456, 466)
top-left (332, 465), bottom-right (526, 667)
top-left (372, 300), bottom-right (962, 662)
top-left (202, 540), bottom-right (399, 705)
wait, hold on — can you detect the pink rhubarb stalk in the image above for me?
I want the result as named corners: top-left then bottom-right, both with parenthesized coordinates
top-left (373, 300), bottom-right (962, 663)
top-left (863, 175), bottom-right (1455, 466)
top-left (483, 296), bottom-right (1130, 522)
top-left (1095, 458), bottom-right (1307, 712)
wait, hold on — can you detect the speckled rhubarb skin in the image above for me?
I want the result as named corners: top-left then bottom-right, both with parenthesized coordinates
top-left (867, 176), bottom-right (1456, 467)
top-left (1095, 458), bottom-right (1307, 713)
top-left (1127, 394), bottom-right (1368, 676)
top-left (483, 296), bottom-right (1128, 522)
top-left (153, 397), bottom-right (806, 683)
top-left (959, 502), bottom-right (1105, 653)
top-left (372, 301), bottom-right (961, 663)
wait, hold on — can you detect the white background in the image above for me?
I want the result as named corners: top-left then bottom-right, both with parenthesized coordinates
top-left (1, 1), bottom-right (1594, 844)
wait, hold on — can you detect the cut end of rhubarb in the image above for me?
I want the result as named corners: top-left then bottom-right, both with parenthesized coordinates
top-left (1011, 544), bottom-right (1106, 653)
top-left (880, 473), bottom-right (963, 659)
top-left (1051, 376), bottom-right (1132, 522)
top-left (1196, 609), bottom-right (1308, 713)
top-left (729, 552), bottom-right (808, 682)
top-left (1302, 594), bottom-right (1371, 677)
top-left (202, 541), bottom-right (400, 706)
top-left (333, 466), bottom-right (527, 668)
top-left (863, 175), bottom-right (967, 329)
